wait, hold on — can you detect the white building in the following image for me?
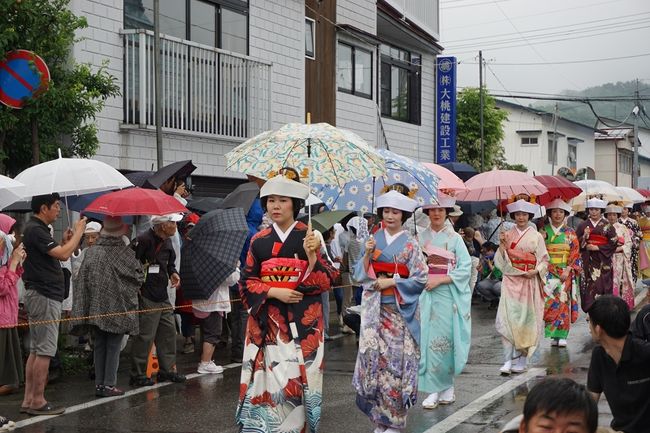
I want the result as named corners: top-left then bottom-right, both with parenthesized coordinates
top-left (68, 0), bottom-right (442, 195)
top-left (495, 99), bottom-right (597, 178)
top-left (595, 117), bottom-right (650, 186)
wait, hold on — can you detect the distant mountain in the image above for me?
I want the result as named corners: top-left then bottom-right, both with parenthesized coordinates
top-left (530, 80), bottom-right (650, 128)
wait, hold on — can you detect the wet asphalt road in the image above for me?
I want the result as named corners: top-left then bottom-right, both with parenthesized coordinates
top-left (3, 291), bottom-right (644, 433)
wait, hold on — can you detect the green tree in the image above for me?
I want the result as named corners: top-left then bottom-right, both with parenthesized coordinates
top-left (0, 0), bottom-right (120, 175)
top-left (455, 87), bottom-right (508, 172)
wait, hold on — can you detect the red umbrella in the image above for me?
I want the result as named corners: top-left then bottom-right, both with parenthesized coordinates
top-left (637, 189), bottom-right (650, 198)
top-left (84, 187), bottom-right (188, 216)
top-left (534, 175), bottom-right (583, 205)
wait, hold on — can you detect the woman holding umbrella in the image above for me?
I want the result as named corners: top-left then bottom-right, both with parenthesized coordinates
top-left (604, 204), bottom-right (635, 309)
top-left (236, 168), bottom-right (339, 433)
top-left (417, 195), bottom-right (472, 410)
top-left (353, 185), bottom-right (427, 433)
top-left (495, 199), bottom-right (549, 375)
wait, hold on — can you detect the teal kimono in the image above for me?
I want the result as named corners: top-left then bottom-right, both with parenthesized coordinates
top-left (417, 222), bottom-right (472, 393)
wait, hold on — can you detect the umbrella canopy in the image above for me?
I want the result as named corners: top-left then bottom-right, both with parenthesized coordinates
top-left (456, 170), bottom-right (548, 202)
top-left (0, 175), bottom-right (26, 210)
top-left (217, 182), bottom-right (260, 213)
top-left (570, 180), bottom-right (626, 211)
top-left (311, 149), bottom-right (440, 212)
top-left (422, 162), bottom-right (467, 195)
top-left (146, 160), bottom-right (197, 189)
top-left (225, 122), bottom-right (386, 189)
top-left (180, 207), bottom-right (248, 299)
top-left (186, 196), bottom-right (224, 215)
top-left (14, 151), bottom-right (133, 198)
top-left (124, 171), bottom-right (155, 188)
top-left (616, 186), bottom-right (646, 204)
top-left (534, 175), bottom-right (583, 205)
top-left (310, 210), bottom-right (354, 233)
top-left (440, 162), bottom-right (478, 181)
top-left (84, 187), bottom-right (188, 216)
top-left (637, 189), bottom-right (650, 199)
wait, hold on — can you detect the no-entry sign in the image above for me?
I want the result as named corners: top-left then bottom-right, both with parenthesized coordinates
top-left (0, 50), bottom-right (50, 109)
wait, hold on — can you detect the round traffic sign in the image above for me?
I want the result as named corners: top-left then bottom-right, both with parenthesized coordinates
top-left (0, 50), bottom-right (50, 109)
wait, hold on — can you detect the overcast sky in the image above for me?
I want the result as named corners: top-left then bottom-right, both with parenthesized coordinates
top-left (439, 0), bottom-right (650, 95)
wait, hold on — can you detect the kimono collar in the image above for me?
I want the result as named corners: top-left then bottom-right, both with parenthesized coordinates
top-left (273, 221), bottom-right (298, 243)
top-left (515, 226), bottom-right (530, 237)
top-left (620, 217), bottom-right (629, 223)
top-left (384, 229), bottom-right (405, 246)
top-left (550, 223), bottom-right (563, 235)
top-left (589, 218), bottom-right (602, 227)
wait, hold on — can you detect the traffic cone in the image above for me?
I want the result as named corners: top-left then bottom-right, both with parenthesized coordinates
top-left (146, 344), bottom-right (159, 378)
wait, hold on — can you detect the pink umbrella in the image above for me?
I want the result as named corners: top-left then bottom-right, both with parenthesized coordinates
top-left (456, 170), bottom-right (548, 202)
top-left (422, 162), bottom-right (467, 195)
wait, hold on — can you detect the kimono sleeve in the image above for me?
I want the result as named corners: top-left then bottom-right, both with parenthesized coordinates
top-left (238, 233), bottom-right (271, 317)
top-left (394, 238), bottom-right (427, 297)
top-left (599, 224), bottom-right (619, 258)
top-left (622, 226), bottom-right (633, 259)
top-left (534, 232), bottom-right (549, 276)
top-left (448, 233), bottom-right (472, 293)
top-left (567, 229), bottom-right (582, 273)
top-left (299, 251), bottom-right (339, 296)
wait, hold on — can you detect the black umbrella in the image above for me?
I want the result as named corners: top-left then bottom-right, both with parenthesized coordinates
top-left (147, 160), bottom-right (197, 189)
top-left (180, 207), bottom-right (248, 300)
top-left (124, 171), bottom-right (155, 188)
top-left (440, 162), bottom-right (478, 181)
top-left (217, 182), bottom-right (260, 214)
top-left (186, 196), bottom-right (224, 215)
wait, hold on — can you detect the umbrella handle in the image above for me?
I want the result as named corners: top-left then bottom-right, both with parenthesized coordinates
top-left (64, 195), bottom-right (71, 229)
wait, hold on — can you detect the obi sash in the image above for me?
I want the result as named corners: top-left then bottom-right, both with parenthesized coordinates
top-left (588, 234), bottom-right (609, 246)
top-left (260, 257), bottom-right (307, 290)
top-left (508, 248), bottom-right (537, 272)
top-left (547, 243), bottom-right (570, 267)
top-left (424, 245), bottom-right (456, 275)
top-left (372, 260), bottom-right (409, 299)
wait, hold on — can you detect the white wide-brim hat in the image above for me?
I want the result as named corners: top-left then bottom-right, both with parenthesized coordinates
top-left (546, 198), bottom-right (571, 213)
top-left (376, 190), bottom-right (417, 213)
top-left (586, 198), bottom-right (607, 209)
top-left (260, 175), bottom-right (309, 200)
top-left (422, 195), bottom-right (455, 210)
top-left (605, 205), bottom-right (623, 214)
top-left (506, 199), bottom-right (540, 215)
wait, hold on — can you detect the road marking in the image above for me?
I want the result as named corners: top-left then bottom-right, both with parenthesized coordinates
top-left (12, 362), bottom-right (243, 429)
top-left (422, 367), bottom-right (546, 433)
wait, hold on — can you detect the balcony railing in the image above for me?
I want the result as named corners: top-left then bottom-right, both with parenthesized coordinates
top-left (122, 29), bottom-right (272, 140)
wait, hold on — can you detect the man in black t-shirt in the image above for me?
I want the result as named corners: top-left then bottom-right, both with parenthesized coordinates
top-left (20, 193), bottom-right (86, 416)
top-left (587, 295), bottom-right (650, 433)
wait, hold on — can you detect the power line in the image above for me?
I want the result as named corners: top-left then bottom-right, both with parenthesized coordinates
top-left (459, 52), bottom-right (650, 66)
top-left (466, 91), bottom-right (648, 102)
top-left (441, 0), bottom-right (509, 10)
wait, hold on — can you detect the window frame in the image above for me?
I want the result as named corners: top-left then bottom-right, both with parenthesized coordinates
top-left (305, 17), bottom-right (316, 60)
top-left (380, 43), bottom-right (421, 125)
top-left (337, 41), bottom-right (373, 100)
top-left (520, 136), bottom-right (539, 146)
top-left (618, 150), bottom-right (633, 174)
top-left (547, 138), bottom-right (558, 165)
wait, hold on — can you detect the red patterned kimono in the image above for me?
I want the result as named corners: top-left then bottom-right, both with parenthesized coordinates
top-left (236, 222), bottom-right (338, 433)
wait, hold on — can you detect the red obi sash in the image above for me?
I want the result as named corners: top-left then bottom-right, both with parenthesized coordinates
top-left (260, 257), bottom-right (307, 290)
top-left (508, 248), bottom-right (537, 272)
top-left (372, 261), bottom-right (409, 299)
top-left (588, 234), bottom-right (609, 246)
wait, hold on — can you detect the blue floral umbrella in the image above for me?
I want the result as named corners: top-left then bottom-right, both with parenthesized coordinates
top-left (312, 149), bottom-right (439, 213)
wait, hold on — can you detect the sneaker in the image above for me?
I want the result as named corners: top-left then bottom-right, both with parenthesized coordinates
top-left (511, 356), bottom-right (528, 374)
top-left (384, 428), bottom-right (402, 433)
top-left (0, 416), bottom-right (15, 431)
top-left (157, 371), bottom-right (186, 383)
top-left (100, 386), bottom-right (125, 397)
top-left (182, 341), bottom-right (194, 354)
top-left (558, 339), bottom-right (567, 348)
top-left (197, 361), bottom-right (224, 374)
top-left (422, 392), bottom-right (439, 409)
top-left (439, 386), bottom-right (455, 404)
top-left (499, 360), bottom-right (512, 376)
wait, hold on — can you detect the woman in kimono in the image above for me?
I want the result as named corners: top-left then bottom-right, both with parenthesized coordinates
top-left (495, 199), bottom-right (549, 376)
top-left (540, 199), bottom-right (581, 348)
top-left (620, 203), bottom-right (642, 285)
top-left (417, 196), bottom-right (472, 410)
top-left (605, 204), bottom-right (635, 309)
top-left (575, 198), bottom-right (618, 312)
top-left (353, 186), bottom-right (427, 433)
top-left (236, 169), bottom-right (339, 433)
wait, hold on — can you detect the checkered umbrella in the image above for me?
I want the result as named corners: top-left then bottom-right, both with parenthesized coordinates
top-left (180, 207), bottom-right (248, 300)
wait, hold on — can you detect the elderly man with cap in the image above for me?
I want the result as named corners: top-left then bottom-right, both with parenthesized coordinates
top-left (540, 199), bottom-right (581, 348)
top-left (352, 184), bottom-right (427, 433)
top-left (619, 203), bottom-right (642, 286)
top-left (73, 216), bottom-right (144, 397)
top-left (575, 198), bottom-right (618, 312)
top-left (129, 212), bottom-right (185, 386)
top-left (604, 204), bottom-right (635, 309)
top-left (495, 199), bottom-right (548, 376)
top-left (417, 195), bottom-right (472, 410)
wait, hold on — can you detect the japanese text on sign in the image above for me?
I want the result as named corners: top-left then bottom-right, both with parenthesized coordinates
top-left (435, 57), bottom-right (457, 163)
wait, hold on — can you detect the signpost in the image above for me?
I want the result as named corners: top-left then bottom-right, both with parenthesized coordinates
top-left (436, 56), bottom-right (457, 163)
top-left (0, 50), bottom-right (50, 109)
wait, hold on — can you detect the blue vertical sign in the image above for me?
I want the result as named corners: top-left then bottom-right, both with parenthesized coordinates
top-left (436, 56), bottom-right (457, 163)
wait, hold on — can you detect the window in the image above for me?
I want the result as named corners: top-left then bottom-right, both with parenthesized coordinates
top-left (337, 42), bottom-right (372, 99)
top-left (520, 136), bottom-right (538, 146)
top-left (124, 0), bottom-right (249, 54)
top-left (380, 44), bottom-right (421, 124)
top-left (619, 150), bottom-right (633, 174)
top-left (567, 143), bottom-right (577, 170)
top-left (547, 138), bottom-right (557, 164)
top-left (305, 18), bottom-right (315, 59)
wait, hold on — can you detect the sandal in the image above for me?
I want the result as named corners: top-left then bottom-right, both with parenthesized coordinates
top-left (26, 402), bottom-right (66, 415)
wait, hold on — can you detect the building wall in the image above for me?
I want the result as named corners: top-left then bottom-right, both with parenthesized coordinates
top-left (337, 0), bottom-right (376, 34)
top-left (595, 141), bottom-right (617, 185)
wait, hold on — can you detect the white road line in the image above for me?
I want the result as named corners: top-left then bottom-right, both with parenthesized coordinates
top-left (13, 363), bottom-right (242, 429)
top-left (422, 367), bottom-right (546, 433)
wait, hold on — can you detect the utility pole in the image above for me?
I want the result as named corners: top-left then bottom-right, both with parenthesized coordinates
top-left (633, 78), bottom-right (640, 188)
top-left (551, 103), bottom-right (558, 176)
top-left (479, 50), bottom-right (484, 172)
top-left (153, 0), bottom-right (164, 169)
